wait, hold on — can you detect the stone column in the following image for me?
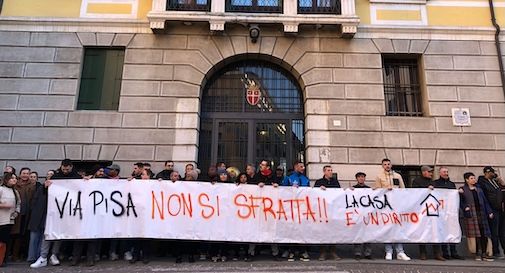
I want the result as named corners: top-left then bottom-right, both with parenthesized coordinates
top-left (210, 0), bottom-right (225, 31)
top-left (283, 0), bottom-right (298, 33)
top-left (340, 0), bottom-right (357, 38)
top-left (149, 0), bottom-right (168, 30)
top-left (151, 0), bottom-right (167, 12)
top-left (341, 0), bottom-right (355, 15)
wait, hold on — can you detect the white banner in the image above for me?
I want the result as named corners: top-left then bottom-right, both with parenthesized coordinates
top-left (45, 179), bottom-right (462, 244)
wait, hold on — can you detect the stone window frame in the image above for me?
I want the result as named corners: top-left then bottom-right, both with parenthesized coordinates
top-left (76, 46), bottom-right (126, 111)
top-left (167, 0), bottom-right (211, 11)
top-left (381, 54), bottom-right (424, 117)
top-left (225, 0), bottom-right (283, 13)
top-left (149, 0), bottom-right (359, 35)
top-left (298, 0), bottom-right (341, 14)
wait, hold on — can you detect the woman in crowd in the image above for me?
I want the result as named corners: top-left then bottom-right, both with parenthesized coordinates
top-left (0, 173), bottom-right (21, 267)
top-left (227, 167), bottom-right (239, 182)
top-left (459, 172), bottom-right (494, 261)
top-left (236, 173), bottom-right (248, 185)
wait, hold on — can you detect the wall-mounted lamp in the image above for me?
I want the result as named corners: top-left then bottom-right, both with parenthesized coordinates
top-left (249, 24), bottom-right (260, 43)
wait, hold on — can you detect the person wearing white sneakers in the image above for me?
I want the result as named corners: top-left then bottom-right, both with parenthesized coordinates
top-left (32, 159), bottom-right (82, 268)
top-left (30, 177), bottom-right (61, 268)
top-left (30, 251), bottom-right (60, 268)
top-left (374, 158), bottom-right (411, 261)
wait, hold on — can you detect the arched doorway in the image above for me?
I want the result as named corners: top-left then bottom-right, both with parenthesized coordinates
top-left (198, 59), bottom-right (305, 172)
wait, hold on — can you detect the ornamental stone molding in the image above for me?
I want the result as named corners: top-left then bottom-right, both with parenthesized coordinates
top-left (148, 0), bottom-right (360, 37)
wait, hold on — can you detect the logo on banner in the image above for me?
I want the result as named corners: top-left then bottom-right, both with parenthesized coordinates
top-left (242, 74), bottom-right (261, 106)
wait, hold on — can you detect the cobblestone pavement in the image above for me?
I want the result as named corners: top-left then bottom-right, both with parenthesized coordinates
top-left (2, 258), bottom-right (505, 273)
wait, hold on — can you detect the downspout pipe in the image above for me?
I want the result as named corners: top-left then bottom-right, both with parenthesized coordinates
top-left (489, 0), bottom-right (505, 98)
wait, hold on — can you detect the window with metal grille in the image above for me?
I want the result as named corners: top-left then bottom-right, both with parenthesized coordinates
top-left (393, 165), bottom-right (422, 188)
top-left (199, 60), bottom-right (305, 173)
top-left (382, 55), bottom-right (423, 116)
top-left (202, 60), bottom-right (303, 113)
top-left (167, 0), bottom-right (210, 11)
top-left (298, 0), bottom-right (341, 14)
top-left (226, 0), bottom-right (282, 13)
top-left (77, 47), bottom-right (125, 110)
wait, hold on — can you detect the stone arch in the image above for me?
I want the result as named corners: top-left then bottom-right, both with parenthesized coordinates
top-left (200, 53), bottom-right (305, 99)
top-left (197, 54), bottom-right (307, 171)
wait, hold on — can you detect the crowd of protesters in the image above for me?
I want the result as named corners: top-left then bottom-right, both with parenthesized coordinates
top-left (0, 157), bottom-right (504, 268)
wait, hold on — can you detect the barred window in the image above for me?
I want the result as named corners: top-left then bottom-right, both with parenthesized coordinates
top-left (382, 56), bottom-right (422, 116)
top-left (298, 0), bottom-right (341, 14)
top-left (393, 166), bottom-right (422, 188)
top-left (167, 0), bottom-right (210, 11)
top-left (226, 0), bottom-right (282, 13)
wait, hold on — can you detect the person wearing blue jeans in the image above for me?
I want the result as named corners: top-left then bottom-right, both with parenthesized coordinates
top-left (30, 237), bottom-right (61, 268)
top-left (282, 161), bottom-right (311, 262)
top-left (27, 230), bottom-right (43, 262)
top-left (27, 171), bottom-right (47, 262)
top-left (373, 158), bottom-right (411, 261)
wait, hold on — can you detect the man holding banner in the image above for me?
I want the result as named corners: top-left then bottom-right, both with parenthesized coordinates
top-left (352, 172), bottom-right (373, 260)
top-left (314, 165), bottom-right (341, 261)
top-left (374, 158), bottom-right (411, 261)
top-left (434, 167), bottom-right (464, 260)
top-left (41, 157), bottom-right (464, 267)
top-left (412, 166), bottom-right (445, 261)
top-left (31, 159), bottom-right (81, 268)
top-left (282, 161), bottom-right (311, 262)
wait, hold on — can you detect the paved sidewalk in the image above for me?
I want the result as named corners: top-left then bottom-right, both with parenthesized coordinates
top-left (3, 257), bottom-right (505, 273)
top-left (3, 242), bottom-right (503, 273)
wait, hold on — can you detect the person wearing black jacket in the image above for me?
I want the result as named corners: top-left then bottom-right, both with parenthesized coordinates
top-left (155, 161), bottom-right (174, 180)
top-left (314, 165), bottom-right (340, 190)
top-left (51, 160), bottom-right (82, 180)
top-left (53, 160), bottom-right (96, 267)
top-left (314, 165), bottom-right (340, 261)
top-left (31, 159), bottom-right (82, 268)
top-left (245, 164), bottom-right (258, 184)
top-left (27, 172), bottom-right (45, 263)
top-left (130, 162), bottom-right (143, 179)
top-left (433, 167), bottom-right (464, 260)
top-left (351, 172), bottom-right (373, 259)
top-left (255, 160), bottom-right (275, 186)
top-left (245, 162), bottom-right (280, 261)
top-left (477, 166), bottom-right (505, 258)
top-left (411, 166), bottom-right (435, 189)
top-left (201, 166), bottom-right (218, 183)
top-left (54, 160), bottom-right (97, 266)
top-left (412, 166), bottom-right (445, 261)
top-left (272, 167), bottom-right (285, 185)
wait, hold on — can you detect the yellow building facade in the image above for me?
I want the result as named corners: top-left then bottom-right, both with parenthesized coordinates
top-left (1, 0), bottom-right (504, 26)
top-left (0, 0), bottom-right (504, 184)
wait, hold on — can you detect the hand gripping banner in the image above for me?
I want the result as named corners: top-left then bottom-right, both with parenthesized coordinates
top-left (45, 179), bottom-right (461, 244)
